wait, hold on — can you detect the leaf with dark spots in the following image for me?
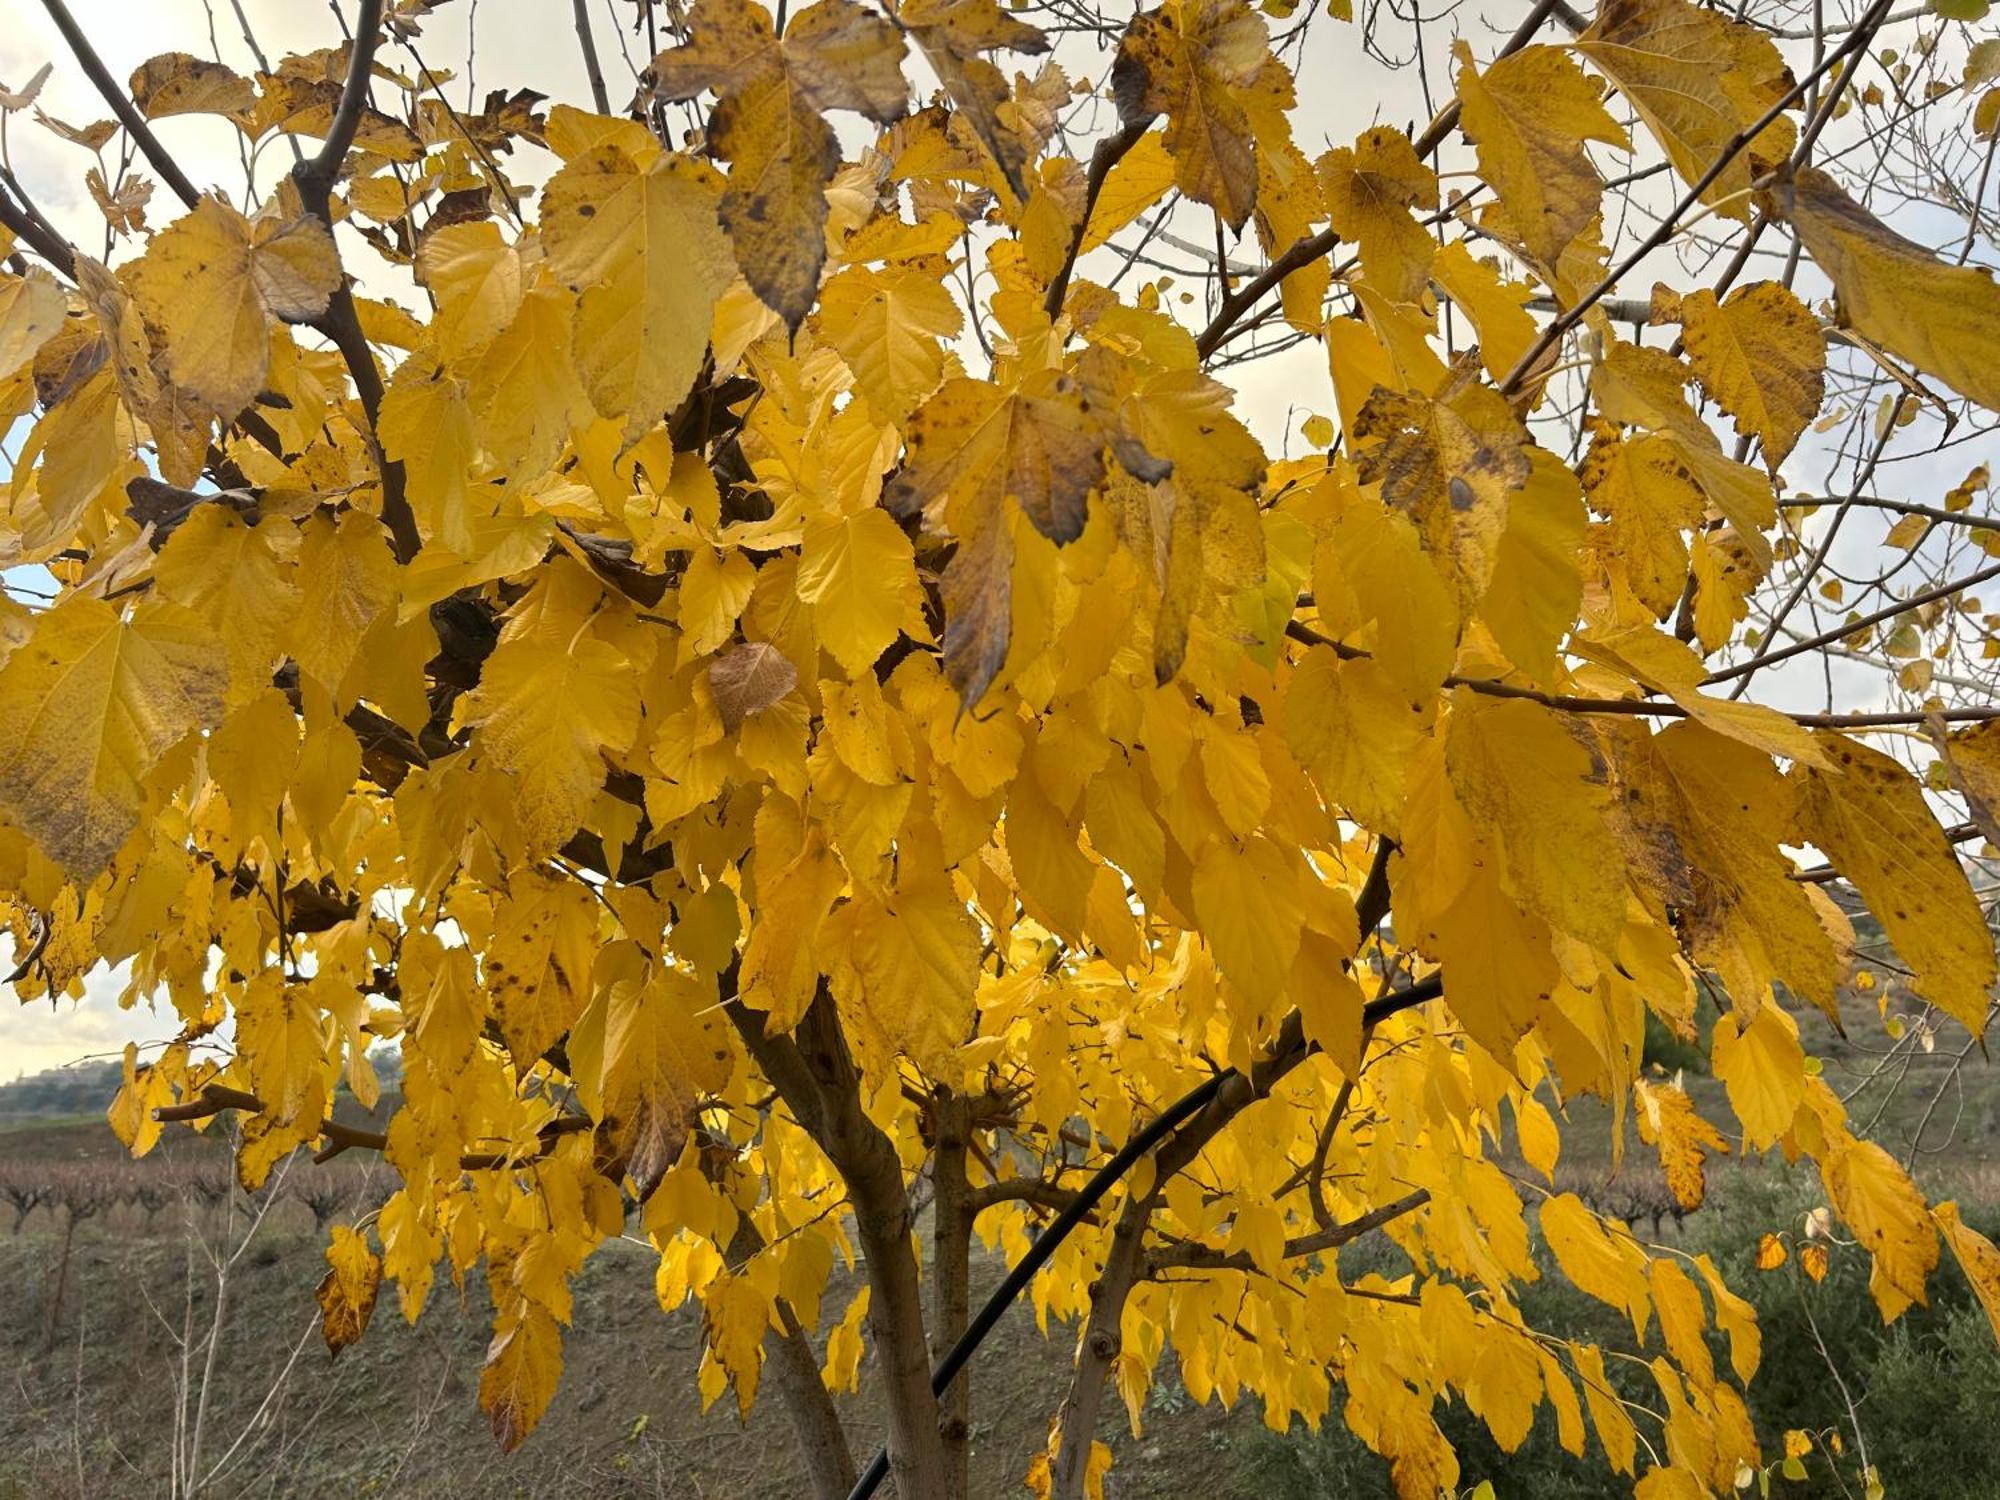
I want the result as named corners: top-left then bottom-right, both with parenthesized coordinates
top-left (652, 0), bottom-right (909, 328)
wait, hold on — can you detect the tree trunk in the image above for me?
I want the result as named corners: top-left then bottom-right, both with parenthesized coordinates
top-left (727, 987), bottom-right (952, 1496)
top-left (1048, 1195), bottom-right (1148, 1500)
top-left (932, 1091), bottom-right (973, 1500)
top-left (727, 1216), bottom-right (858, 1499)
top-left (768, 1292), bottom-right (860, 1498)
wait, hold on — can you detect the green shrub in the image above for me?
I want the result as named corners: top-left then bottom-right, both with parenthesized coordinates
top-left (1230, 1171), bottom-right (2000, 1499)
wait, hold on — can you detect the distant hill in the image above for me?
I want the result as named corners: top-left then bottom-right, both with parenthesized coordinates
top-left (0, 1049), bottom-right (403, 1124)
top-left (0, 1059), bottom-right (121, 1121)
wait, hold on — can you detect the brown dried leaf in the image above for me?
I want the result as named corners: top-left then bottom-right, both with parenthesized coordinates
top-left (708, 641), bottom-right (799, 731)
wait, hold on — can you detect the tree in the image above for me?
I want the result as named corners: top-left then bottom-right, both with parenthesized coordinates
top-left (1, 0), bottom-right (1999, 1493)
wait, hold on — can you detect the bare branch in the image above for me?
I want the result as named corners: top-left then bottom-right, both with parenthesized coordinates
top-left (37, 0), bottom-right (204, 210)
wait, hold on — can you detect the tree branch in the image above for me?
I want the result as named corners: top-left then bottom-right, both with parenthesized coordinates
top-left (37, 0), bottom-right (204, 210)
top-left (731, 989), bottom-right (951, 1500)
top-left (932, 1090), bottom-right (973, 1500)
top-left (0, 170), bottom-right (77, 277)
top-left (1284, 618), bottom-right (2000, 729)
top-left (152, 1083), bottom-right (591, 1170)
top-left (1702, 561), bottom-right (2000, 687)
top-left (1145, 1188), bottom-right (1432, 1273)
top-left (966, 1177), bottom-right (1086, 1214)
top-left (1044, 119), bottom-right (1149, 323)
top-left (572, 0), bottom-right (613, 116)
top-left (293, 0), bottom-right (388, 215)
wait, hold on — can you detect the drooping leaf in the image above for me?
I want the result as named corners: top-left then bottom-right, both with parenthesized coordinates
top-left (1112, 0), bottom-right (1283, 231)
top-left (1318, 126), bottom-right (1439, 303)
top-left (1633, 1079), bottom-right (1729, 1211)
top-left (1673, 282), bottom-right (1825, 472)
top-left (1576, 0), bottom-right (1797, 220)
top-left (0, 267), bottom-right (67, 376)
top-left (1453, 42), bottom-right (1628, 272)
top-left (462, 571), bottom-right (643, 858)
top-left (0, 596), bottom-right (226, 876)
top-left (540, 138), bottom-right (736, 442)
top-left (480, 1303), bottom-right (563, 1452)
top-left (894, 0), bottom-right (1050, 199)
top-left (1791, 733), bottom-right (1997, 1033)
top-left (1935, 1201), bottom-right (2000, 1342)
top-left (316, 1224), bottom-right (383, 1358)
top-left (1824, 1136), bottom-right (1939, 1322)
top-left (1772, 163), bottom-right (2000, 413)
top-left (652, 0), bottom-right (909, 328)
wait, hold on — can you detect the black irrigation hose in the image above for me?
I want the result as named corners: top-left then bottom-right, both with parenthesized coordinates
top-left (844, 971), bottom-right (1444, 1499)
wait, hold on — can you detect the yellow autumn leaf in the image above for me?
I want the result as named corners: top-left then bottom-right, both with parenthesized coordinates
top-left (0, 267), bottom-right (67, 376)
top-left (895, 0), bottom-right (1050, 199)
top-left (1633, 1467), bottom-right (1705, 1500)
top-left (798, 506), bottom-right (927, 678)
top-left (820, 1286), bottom-right (871, 1392)
top-left (129, 195), bottom-right (339, 416)
top-left (316, 1224), bottom-right (383, 1357)
top-left (653, 0), bottom-right (909, 328)
top-left (1800, 1243), bottom-right (1830, 1283)
top-left (152, 505), bottom-right (301, 706)
top-left (1710, 1004), bottom-right (1805, 1150)
top-left (485, 873), bottom-right (602, 1071)
top-left (1792, 733), bottom-right (1997, 1033)
top-left (1629, 722), bottom-right (1844, 1018)
top-left (1648, 1259), bottom-right (1714, 1392)
top-left (1934, 1201), bottom-right (2000, 1342)
top-left (1773, 164), bottom-right (2000, 413)
top-left (416, 221), bottom-right (524, 358)
top-left (1193, 834), bottom-right (1304, 1003)
top-left (0, 595), bottom-right (226, 876)
top-left (1453, 41), bottom-right (1628, 271)
top-left (540, 139), bottom-right (736, 443)
top-left (1571, 1341), bottom-right (1638, 1475)
top-left (234, 972), bottom-right (330, 1127)
top-left (1541, 1194), bottom-right (1652, 1340)
top-left (1444, 694), bottom-right (1626, 951)
top-left (596, 953), bottom-right (735, 1200)
top-left (1576, 0), bottom-right (1796, 220)
top-left (817, 262), bottom-right (963, 419)
top-left (1112, 0), bottom-right (1281, 231)
top-left (462, 572), bottom-right (644, 858)
top-left (1634, 1078), bottom-right (1730, 1211)
top-left (1675, 282), bottom-right (1826, 472)
top-left (1318, 126), bottom-right (1439, 303)
top-left (480, 1303), bottom-right (564, 1452)
top-left (1823, 1136), bottom-right (1938, 1322)
top-left (825, 858), bottom-right (981, 1072)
